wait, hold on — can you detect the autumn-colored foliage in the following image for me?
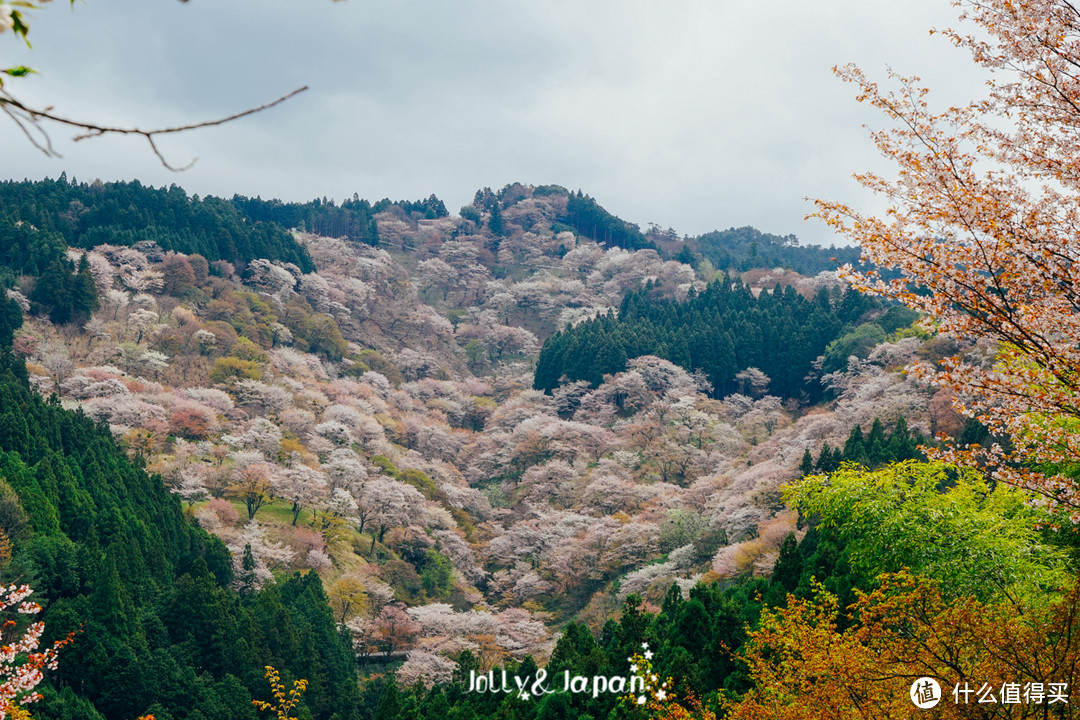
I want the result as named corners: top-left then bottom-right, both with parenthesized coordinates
top-left (723, 571), bottom-right (1080, 719)
top-left (814, 0), bottom-right (1080, 512)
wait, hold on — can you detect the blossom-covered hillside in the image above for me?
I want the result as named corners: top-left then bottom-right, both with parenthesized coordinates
top-left (3, 177), bottom-right (958, 699)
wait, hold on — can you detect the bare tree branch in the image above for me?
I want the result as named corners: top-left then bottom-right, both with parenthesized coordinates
top-left (0, 85), bottom-right (308, 171)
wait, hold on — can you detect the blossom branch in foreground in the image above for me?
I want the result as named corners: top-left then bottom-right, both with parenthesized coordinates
top-left (812, 0), bottom-right (1080, 513)
top-left (1, 0), bottom-right (308, 170)
top-left (0, 582), bottom-right (75, 720)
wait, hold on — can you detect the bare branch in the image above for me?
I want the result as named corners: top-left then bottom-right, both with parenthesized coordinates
top-left (0, 85), bottom-right (308, 171)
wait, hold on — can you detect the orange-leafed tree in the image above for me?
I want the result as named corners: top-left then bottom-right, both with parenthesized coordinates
top-left (814, 0), bottom-right (1080, 513)
top-left (723, 572), bottom-right (1080, 720)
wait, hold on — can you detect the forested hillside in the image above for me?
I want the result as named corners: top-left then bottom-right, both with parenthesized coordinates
top-left (0, 316), bottom-right (358, 719)
top-left (0, 171), bottom-right (1057, 720)
top-left (0, 178), bottom-right (315, 272)
top-left (689, 226), bottom-right (862, 275)
top-left (533, 279), bottom-right (881, 399)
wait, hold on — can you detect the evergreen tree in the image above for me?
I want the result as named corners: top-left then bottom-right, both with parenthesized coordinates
top-left (72, 253), bottom-right (99, 321)
top-left (771, 532), bottom-right (803, 593)
top-left (843, 425), bottom-right (865, 464)
top-left (534, 276), bottom-right (879, 399)
top-left (487, 202), bottom-right (506, 237)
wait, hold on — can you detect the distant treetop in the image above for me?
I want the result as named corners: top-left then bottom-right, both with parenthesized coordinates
top-left (0, 177), bottom-right (316, 272)
top-left (690, 226), bottom-right (863, 275)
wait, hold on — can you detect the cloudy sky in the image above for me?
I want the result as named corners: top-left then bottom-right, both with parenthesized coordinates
top-left (4, 0), bottom-right (989, 245)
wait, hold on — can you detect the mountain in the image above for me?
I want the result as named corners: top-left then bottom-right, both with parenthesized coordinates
top-left (0, 176), bottom-right (963, 720)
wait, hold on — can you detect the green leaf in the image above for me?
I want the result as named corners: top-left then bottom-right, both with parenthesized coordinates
top-left (1, 66), bottom-right (34, 77)
top-left (784, 460), bottom-right (1071, 604)
top-left (10, 12), bottom-right (30, 43)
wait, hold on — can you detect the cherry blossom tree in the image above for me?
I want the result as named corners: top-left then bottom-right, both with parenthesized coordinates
top-left (227, 520), bottom-right (296, 591)
top-left (814, 0), bottom-right (1080, 511)
top-left (356, 477), bottom-right (427, 556)
top-left (374, 603), bottom-right (419, 656)
top-left (280, 464), bottom-right (329, 525)
top-left (395, 650), bottom-right (456, 688)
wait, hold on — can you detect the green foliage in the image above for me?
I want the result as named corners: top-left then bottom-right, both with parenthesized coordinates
top-left (0, 293), bottom-right (22, 349)
top-left (0, 212), bottom-right (68, 279)
top-left (209, 356), bottom-right (263, 384)
top-left (674, 245), bottom-right (698, 268)
top-left (0, 352), bottom-right (359, 720)
top-left (458, 206), bottom-right (481, 225)
top-left (564, 191), bottom-right (656, 251)
top-left (0, 0), bottom-right (60, 58)
top-left (230, 336), bottom-right (269, 364)
top-left (462, 340), bottom-right (487, 370)
top-left (373, 194), bottom-right (449, 220)
top-left (876, 304), bottom-right (920, 334)
top-left (810, 416), bottom-right (925, 473)
top-left (398, 469), bottom-right (439, 500)
top-left (292, 313), bottom-right (347, 362)
top-left (0, 178), bottom-right (315, 271)
top-left (234, 194), bottom-right (380, 246)
top-left (820, 322), bottom-right (885, 374)
top-left (214, 292), bottom-right (280, 349)
top-left (658, 509), bottom-right (706, 553)
top-left (691, 226), bottom-right (863, 274)
top-left (420, 549), bottom-right (454, 599)
top-left (369, 455), bottom-right (399, 476)
top-left (785, 460), bottom-right (1072, 603)
top-left (28, 255), bottom-right (98, 326)
top-left (486, 202), bottom-right (506, 237)
top-left (535, 279), bottom-right (878, 399)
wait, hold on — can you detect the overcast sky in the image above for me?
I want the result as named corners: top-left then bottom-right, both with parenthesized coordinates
top-left (3, 0), bottom-right (989, 246)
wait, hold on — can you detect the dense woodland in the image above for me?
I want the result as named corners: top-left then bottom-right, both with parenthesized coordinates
top-left (0, 178), bottom-right (315, 272)
top-left (690, 227), bottom-right (862, 276)
top-left (0, 329), bottom-right (358, 720)
top-left (533, 279), bottom-right (889, 399)
top-left (0, 164), bottom-right (1072, 720)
